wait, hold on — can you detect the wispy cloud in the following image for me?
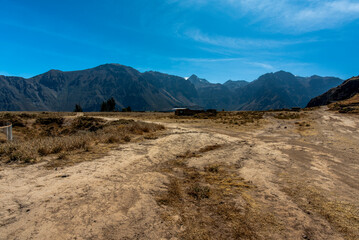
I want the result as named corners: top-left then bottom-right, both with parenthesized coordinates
top-left (251, 0), bottom-right (359, 32)
top-left (184, 29), bottom-right (315, 49)
top-left (169, 0), bottom-right (359, 33)
top-left (247, 62), bottom-right (274, 70)
top-left (171, 57), bottom-right (274, 70)
top-left (171, 57), bottom-right (245, 62)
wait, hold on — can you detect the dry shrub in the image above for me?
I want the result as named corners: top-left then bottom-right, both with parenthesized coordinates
top-left (204, 164), bottom-right (220, 173)
top-left (35, 117), bottom-right (64, 126)
top-left (57, 152), bottom-right (68, 160)
top-left (187, 183), bottom-right (210, 200)
top-left (106, 136), bottom-right (120, 144)
top-left (122, 135), bottom-right (131, 142)
top-left (198, 144), bottom-right (221, 153)
top-left (283, 184), bottom-right (359, 240)
top-left (0, 114), bottom-right (26, 127)
top-left (155, 143), bottom-right (275, 239)
top-left (0, 143), bottom-right (37, 163)
top-left (0, 113), bottom-right (164, 165)
top-left (215, 111), bottom-right (265, 126)
top-left (274, 112), bottom-right (301, 119)
top-left (157, 179), bottom-right (182, 206)
top-left (71, 116), bottom-right (104, 132)
top-left (156, 159), bottom-right (268, 240)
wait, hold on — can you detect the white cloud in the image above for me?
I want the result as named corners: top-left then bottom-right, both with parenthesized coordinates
top-left (284, 0), bottom-right (359, 32)
top-left (169, 0), bottom-right (359, 33)
top-left (247, 62), bottom-right (274, 70)
top-left (184, 29), bottom-right (315, 49)
top-left (171, 57), bottom-right (274, 70)
top-left (172, 57), bottom-right (245, 62)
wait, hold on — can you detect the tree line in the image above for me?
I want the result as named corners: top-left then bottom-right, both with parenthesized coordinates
top-left (73, 97), bottom-right (132, 112)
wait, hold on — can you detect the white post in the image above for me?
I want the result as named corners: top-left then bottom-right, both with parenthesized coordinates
top-left (6, 126), bottom-right (9, 141)
top-left (9, 125), bottom-right (13, 141)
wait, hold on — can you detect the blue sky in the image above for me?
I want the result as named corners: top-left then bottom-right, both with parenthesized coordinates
top-left (0, 0), bottom-right (358, 83)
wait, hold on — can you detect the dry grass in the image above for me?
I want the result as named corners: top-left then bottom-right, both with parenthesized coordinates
top-left (328, 94), bottom-right (359, 114)
top-left (209, 111), bottom-right (265, 126)
top-left (273, 112), bottom-right (301, 119)
top-left (283, 183), bottom-right (359, 240)
top-left (0, 113), bottom-right (164, 166)
top-left (156, 145), bottom-right (280, 239)
top-left (166, 111), bottom-right (264, 127)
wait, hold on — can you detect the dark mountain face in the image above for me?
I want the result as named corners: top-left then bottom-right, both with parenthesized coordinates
top-left (0, 75), bottom-right (49, 111)
top-left (0, 64), bottom-right (198, 112)
top-left (188, 74), bottom-right (234, 109)
top-left (142, 71), bottom-right (198, 105)
top-left (0, 65), bottom-right (344, 112)
top-left (187, 74), bottom-right (211, 88)
top-left (223, 80), bottom-right (249, 91)
top-left (230, 71), bottom-right (343, 110)
top-left (307, 76), bottom-right (359, 107)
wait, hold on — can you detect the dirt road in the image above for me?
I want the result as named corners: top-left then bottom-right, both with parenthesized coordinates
top-left (0, 108), bottom-right (358, 239)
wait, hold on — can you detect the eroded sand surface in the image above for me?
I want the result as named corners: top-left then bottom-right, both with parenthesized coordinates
top-left (1, 108), bottom-right (358, 239)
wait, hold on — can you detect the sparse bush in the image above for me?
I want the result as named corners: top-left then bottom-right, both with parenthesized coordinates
top-left (0, 113), bottom-right (164, 165)
top-left (122, 135), bottom-right (131, 142)
top-left (73, 104), bottom-right (83, 112)
top-left (187, 183), bottom-right (210, 200)
top-left (198, 144), bottom-right (221, 153)
top-left (35, 117), bottom-right (64, 126)
top-left (205, 164), bottom-right (220, 173)
top-left (274, 112), bottom-right (301, 119)
top-left (71, 117), bottom-right (104, 132)
top-left (57, 152), bottom-right (68, 160)
top-left (38, 147), bottom-right (49, 156)
top-left (106, 136), bottom-right (120, 143)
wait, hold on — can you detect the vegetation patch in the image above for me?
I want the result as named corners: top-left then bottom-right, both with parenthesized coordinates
top-left (156, 145), bottom-right (280, 239)
top-left (0, 113), bottom-right (164, 166)
top-left (328, 94), bottom-right (359, 114)
top-left (283, 183), bottom-right (359, 240)
top-left (273, 112), bottom-right (301, 119)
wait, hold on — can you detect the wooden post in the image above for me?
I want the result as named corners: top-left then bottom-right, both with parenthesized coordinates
top-left (0, 123), bottom-right (13, 141)
top-left (8, 125), bottom-right (13, 141)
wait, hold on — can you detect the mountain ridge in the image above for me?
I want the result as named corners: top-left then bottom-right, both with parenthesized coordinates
top-left (0, 64), bottom-right (344, 111)
top-left (307, 76), bottom-right (359, 107)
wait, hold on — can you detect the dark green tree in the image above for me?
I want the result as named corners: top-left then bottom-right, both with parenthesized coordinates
top-left (122, 106), bottom-right (132, 112)
top-left (107, 97), bottom-right (116, 111)
top-left (73, 104), bottom-right (83, 112)
top-left (100, 97), bottom-right (116, 112)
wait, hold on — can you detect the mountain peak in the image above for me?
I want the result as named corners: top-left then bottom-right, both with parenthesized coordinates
top-left (223, 80), bottom-right (249, 90)
top-left (188, 74), bottom-right (210, 85)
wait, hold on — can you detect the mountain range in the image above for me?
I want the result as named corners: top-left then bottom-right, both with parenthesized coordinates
top-left (307, 76), bottom-right (359, 107)
top-left (0, 63), bottom-right (343, 112)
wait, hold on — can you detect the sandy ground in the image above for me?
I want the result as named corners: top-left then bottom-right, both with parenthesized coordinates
top-left (0, 108), bottom-right (358, 239)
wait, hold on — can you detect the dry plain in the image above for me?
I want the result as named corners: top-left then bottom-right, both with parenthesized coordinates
top-left (0, 108), bottom-right (358, 240)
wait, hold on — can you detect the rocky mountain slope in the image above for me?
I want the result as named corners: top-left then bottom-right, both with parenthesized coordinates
top-left (0, 64), bottom-right (198, 111)
top-left (0, 64), bottom-right (343, 111)
top-left (230, 71), bottom-right (343, 110)
top-left (307, 76), bottom-right (359, 107)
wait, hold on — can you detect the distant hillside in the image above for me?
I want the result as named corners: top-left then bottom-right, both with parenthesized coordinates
top-left (0, 64), bottom-right (198, 111)
top-left (307, 76), bottom-right (359, 107)
top-left (231, 71), bottom-right (343, 110)
top-left (188, 75), bottom-right (233, 110)
top-left (223, 80), bottom-right (249, 91)
top-left (0, 64), bottom-right (344, 111)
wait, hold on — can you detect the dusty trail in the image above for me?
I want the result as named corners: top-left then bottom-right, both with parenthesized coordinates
top-left (0, 108), bottom-right (358, 239)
